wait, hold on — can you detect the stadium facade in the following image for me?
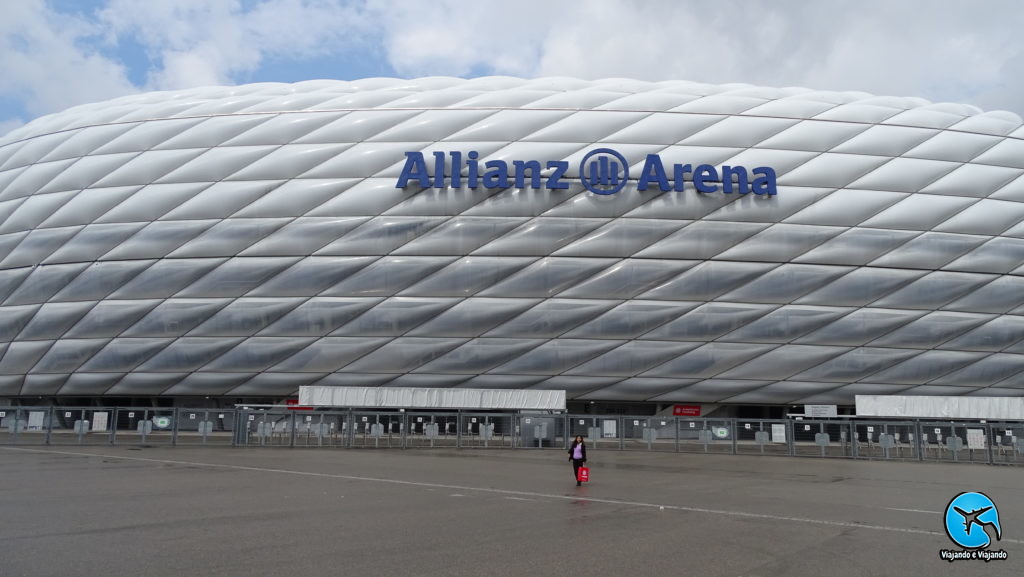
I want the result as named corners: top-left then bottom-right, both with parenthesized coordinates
top-left (1, 77), bottom-right (1023, 412)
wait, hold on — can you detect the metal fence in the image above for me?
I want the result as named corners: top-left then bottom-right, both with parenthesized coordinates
top-left (3, 406), bottom-right (1024, 466)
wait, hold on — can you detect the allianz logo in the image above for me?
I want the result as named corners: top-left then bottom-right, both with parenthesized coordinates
top-left (396, 148), bottom-right (778, 196)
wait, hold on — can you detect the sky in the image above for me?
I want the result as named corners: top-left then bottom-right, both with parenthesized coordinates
top-left (2, 0), bottom-right (1024, 137)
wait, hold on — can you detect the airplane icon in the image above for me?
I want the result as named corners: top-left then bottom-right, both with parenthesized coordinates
top-left (953, 506), bottom-right (1001, 540)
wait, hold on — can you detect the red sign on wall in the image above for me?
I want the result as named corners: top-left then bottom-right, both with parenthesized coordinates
top-left (672, 404), bottom-right (701, 417)
top-left (285, 398), bottom-right (313, 411)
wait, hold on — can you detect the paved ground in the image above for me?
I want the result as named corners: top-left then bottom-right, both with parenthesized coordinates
top-left (0, 446), bottom-right (1021, 577)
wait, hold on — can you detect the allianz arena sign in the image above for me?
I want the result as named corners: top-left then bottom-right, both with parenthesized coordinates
top-left (396, 148), bottom-right (779, 196)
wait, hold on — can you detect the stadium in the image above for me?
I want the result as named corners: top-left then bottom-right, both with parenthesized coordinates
top-left (1, 77), bottom-right (1023, 415)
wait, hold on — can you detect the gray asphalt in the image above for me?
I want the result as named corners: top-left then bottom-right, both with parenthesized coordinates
top-left (1, 445), bottom-right (1021, 577)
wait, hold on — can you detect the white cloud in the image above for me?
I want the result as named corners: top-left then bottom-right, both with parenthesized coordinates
top-left (372, 0), bottom-right (1024, 114)
top-left (0, 0), bottom-right (136, 117)
top-left (2, 0), bottom-right (1023, 133)
top-left (99, 0), bottom-right (366, 90)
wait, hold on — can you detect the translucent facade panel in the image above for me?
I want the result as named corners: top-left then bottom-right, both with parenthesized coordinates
top-left (565, 341), bottom-right (701, 377)
top-left (109, 258), bottom-right (226, 300)
top-left (168, 219), bottom-right (289, 258)
top-left (559, 259), bottom-right (697, 299)
top-left (478, 257), bottom-right (618, 298)
top-left (0, 183), bottom-right (77, 225)
top-left (227, 144), bottom-right (354, 180)
top-left (872, 272), bottom-right (996, 310)
top-left (756, 119), bottom-right (870, 152)
top-left (860, 194), bottom-right (977, 230)
top-left (565, 301), bottom-right (700, 339)
top-left (40, 186), bottom-right (142, 229)
top-left (643, 302), bottom-right (775, 341)
top-left (4, 263), bottom-right (89, 306)
top-left (0, 341), bottom-right (55, 374)
top-left (135, 338), bottom-right (245, 372)
top-left (724, 382), bottom-right (842, 404)
top-left (322, 256), bottom-right (456, 297)
top-left (15, 301), bottom-right (96, 340)
top-left (0, 268), bottom-right (30, 303)
top-left (175, 257), bottom-right (301, 298)
top-left (639, 261), bottom-right (776, 301)
top-left (189, 298), bottom-right (304, 337)
top-left (101, 220), bottom-right (217, 260)
top-left (473, 218), bottom-right (607, 256)
top-left (794, 308), bottom-right (927, 346)
top-left (122, 299), bottom-right (231, 337)
top-left (849, 157), bottom-right (959, 193)
top-left (553, 219), bottom-right (685, 258)
top-left (233, 179), bottom-right (361, 219)
top-left (490, 339), bottom-right (622, 375)
top-left (903, 130), bottom-right (1001, 162)
top-left (400, 257), bottom-right (535, 297)
top-left (931, 354), bottom-right (1024, 387)
top-left (870, 232), bottom-right (988, 269)
top-left (269, 337), bottom-right (391, 372)
top-left (36, 153), bottom-right (139, 195)
top-left (342, 338), bottom-right (466, 373)
top-left (247, 256), bottom-right (375, 297)
top-left (946, 276), bottom-right (1024, 313)
top-left (484, 299), bottom-right (615, 338)
top-left (415, 339), bottom-right (542, 374)
top-left (20, 374), bottom-right (69, 395)
top-left (719, 264), bottom-right (853, 304)
top-left (201, 337), bottom-right (318, 372)
top-left (830, 124), bottom-right (938, 156)
top-left (161, 373), bottom-right (251, 396)
top-left (792, 347), bottom-right (922, 382)
top-left (224, 373), bottom-right (323, 397)
top-left (31, 339), bottom-right (109, 373)
top-left (795, 267), bottom-right (924, 307)
top-left (652, 379), bottom-right (771, 403)
top-left (89, 149), bottom-right (206, 188)
top-left (723, 306), bottom-right (853, 343)
top-left (869, 312), bottom-right (994, 348)
top-left (78, 339), bottom-right (174, 372)
top-left (945, 238), bottom-right (1024, 274)
top-left (634, 221), bottom-right (766, 260)
top-left (716, 345), bottom-right (848, 380)
top-left (332, 297), bottom-right (456, 336)
top-left (371, 109), bottom-right (501, 142)
top-left (305, 179), bottom-right (410, 217)
top-left (390, 217), bottom-right (526, 256)
top-left (64, 300), bottom-right (161, 339)
top-left (776, 153), bottom-right (888, 189)
top-left (866, 350), bottom-right (987, 384)
top-left (641, 342), bottom-right (779, 378)
top-left (782, 189), bottom-right (905, 227)
top-left (716, 224), bottom-right (844, 263)
top-left (94, 182), bottom-right (210, 223)
top-left (161, 180), bottom-right (283, 220)
top-left (259, 298), bottom-right (380, 336)
top-left (939, 316), bottom-right (1024, 351)
top-left (0, 304), bottom-right (40, 341)
top-left (315, 216), bottom-right (447, 255)
top-left (578, 378), bottom-right (699, 401)
top-left (58, 373), bottom-right (125, 395)
top-left (922, 164), bottom-right (1023, 200)
top-left (51, 261), bottom-right (155, 302)
top-left (406, 298), bottom-right (539, 338)
top-left (1, 226), bottom-right (82, 268)
top-left (794, 228), bottom-right (919, 266)
top-left (42, 223), bottom-right (147, 264)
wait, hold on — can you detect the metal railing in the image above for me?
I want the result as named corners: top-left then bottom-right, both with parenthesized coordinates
top-left (2, 406), bottom-right (1023, 466)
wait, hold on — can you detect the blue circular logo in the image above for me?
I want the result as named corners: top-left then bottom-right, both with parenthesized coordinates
top-left (944, 492), bottom-right (1002, 549)
top-left (579, 148), bottom-right (629, 195)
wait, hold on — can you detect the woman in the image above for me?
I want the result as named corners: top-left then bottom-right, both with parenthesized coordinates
top-left (567, 435), bottom-right (587, 486)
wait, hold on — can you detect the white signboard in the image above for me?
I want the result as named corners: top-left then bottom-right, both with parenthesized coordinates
top-left (803, 424), bottom-right (811, 431)
top-left (91, 412), bottom-right (108, 431)
top-left (967, 429), bottom-right (986, 450)
top-left (744, 423), bottom-right (751, 430)
top-left (804, 404), bottom-right (838, 418)
top-left (771, 424), bottom-right (787, 442)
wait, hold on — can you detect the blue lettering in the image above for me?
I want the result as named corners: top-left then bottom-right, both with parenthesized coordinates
top-left (546, 161), bottom-right (569, 189)
top-left (721, 165), bottom-right (748, 194)
top-left (751, 167), bottom-right (778, 196)
top-left (693, 164), bottom-right (718, 193)
top-left (482, 160), bottom-right (509, 188)
top-left (396, 152), bottom-right (431, 188)
top-left (513, 160), bottom-right (542, 189)
top-left (638, 154), bottom-right (670, 192)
